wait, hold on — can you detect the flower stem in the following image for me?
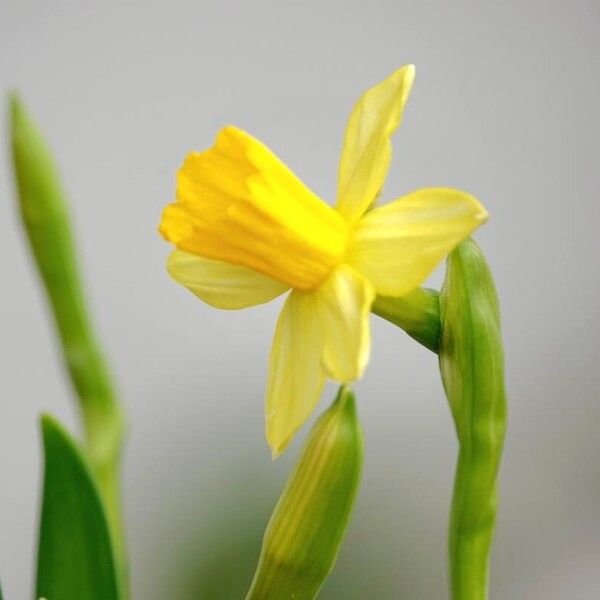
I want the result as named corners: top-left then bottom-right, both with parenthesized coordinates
top-left (371, 287), bottom-right (441, 353)
top-left (439, 239), bottom-right (507, 600)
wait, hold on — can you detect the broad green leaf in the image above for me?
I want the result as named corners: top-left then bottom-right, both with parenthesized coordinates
top-left (36, 415), bottom-right (121, 600)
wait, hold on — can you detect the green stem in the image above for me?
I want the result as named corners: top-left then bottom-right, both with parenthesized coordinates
top-left (439, 239), bottom-right (507, 600)
top-left (9, 94), bottom-right (127, 593)
top-left (371, 287), bottom-right (441, 353)
top-left (373, 244), bottom-right (505, 599)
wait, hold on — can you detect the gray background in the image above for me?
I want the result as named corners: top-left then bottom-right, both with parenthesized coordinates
top-left (1, 1), bottom-right (599, 598)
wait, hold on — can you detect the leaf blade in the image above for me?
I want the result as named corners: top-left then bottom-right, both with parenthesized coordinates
top-left (36, 415), bottom-right (121, 600)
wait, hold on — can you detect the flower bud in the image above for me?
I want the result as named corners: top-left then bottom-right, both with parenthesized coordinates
top-left (247, 386), bottom-right (363, 599)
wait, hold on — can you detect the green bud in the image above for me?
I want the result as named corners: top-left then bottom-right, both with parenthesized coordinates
top-left (439, 239), bottom-right (507, 600)
top-left (247, 386), bottom-right (364, 600)
top-left (9, 94), bottom-right (124, 465)
top-left (9, 94), bottom-right (124, 466)
top-left (372, 287), bottom-right (441, 353)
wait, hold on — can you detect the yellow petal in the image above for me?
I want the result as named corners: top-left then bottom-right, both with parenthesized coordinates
top-left (266, 290), bottom-right (325, 457)
top-left (346, 188), bottom-right (488, 297)
top-left (336, 65), bottom-right (415, 224)
top-left (167, 250), bottom-right (289, 309)
top-left (316, 264), bottom-right (375, 382)
top-left (160, 127), bottom-right (347, 290)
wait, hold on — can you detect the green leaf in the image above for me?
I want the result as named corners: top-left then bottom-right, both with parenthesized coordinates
top-left (247, 386), bottom-right (364, 599)
top-left (36, 415), bottom-right (121, 600)
top-left (439, 239), bottom-right (507, 600)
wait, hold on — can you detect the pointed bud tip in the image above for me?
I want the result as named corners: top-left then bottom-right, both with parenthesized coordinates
top-left (334, 384), bottom-right (357, 415)
top-left (8, 91), bottom-right (24, 124)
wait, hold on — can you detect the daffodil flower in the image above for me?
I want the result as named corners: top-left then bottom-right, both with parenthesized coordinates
top-left (159, 65), bottom-right (488, 456)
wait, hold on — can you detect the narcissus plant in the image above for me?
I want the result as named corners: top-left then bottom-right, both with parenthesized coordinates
top-left (9, 64), bottom-right (506, 600)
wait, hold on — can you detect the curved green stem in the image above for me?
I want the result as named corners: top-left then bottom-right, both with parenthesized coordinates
top-left (439, 239), bottom-right (507, 600)
top-left (371, 287), bottom-right (441, 353)
top-left (373, 243), bottom-right (506, 600)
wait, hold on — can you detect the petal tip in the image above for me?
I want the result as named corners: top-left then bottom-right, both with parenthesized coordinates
top-left (398, 64), bottom-right (416, 86)
top-left (468, 193), bottom-right (490, 224)
top-left (452, 189), bottom-right (490, 225)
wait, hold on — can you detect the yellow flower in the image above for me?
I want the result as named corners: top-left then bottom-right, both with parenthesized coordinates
top-left (159, 65), bottom-right (488, 456)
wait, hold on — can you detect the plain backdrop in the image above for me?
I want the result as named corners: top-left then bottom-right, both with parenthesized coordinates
top-left (1, 1), bottom-right (599, 598)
